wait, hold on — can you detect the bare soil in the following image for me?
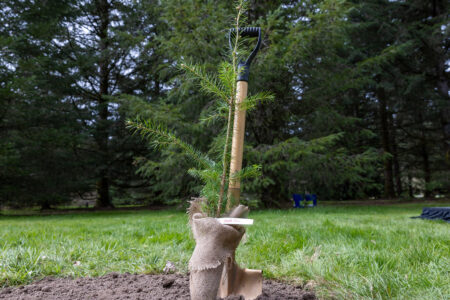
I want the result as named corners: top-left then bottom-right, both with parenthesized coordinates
top-left (0, 273), bottom-right (316, 300)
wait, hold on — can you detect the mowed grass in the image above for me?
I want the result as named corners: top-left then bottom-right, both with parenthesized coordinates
top-left (0, 204), bottom-right (449, 299)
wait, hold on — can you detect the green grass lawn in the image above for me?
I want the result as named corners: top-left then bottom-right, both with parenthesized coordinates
top-left (0, 204), bottom-right (449, 299)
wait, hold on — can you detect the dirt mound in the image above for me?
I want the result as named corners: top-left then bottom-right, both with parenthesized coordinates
top-left (0, 273), bottom-right (316, 300)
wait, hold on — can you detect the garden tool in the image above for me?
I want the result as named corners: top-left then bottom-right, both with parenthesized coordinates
top-left (222, 27), bottom-right (263, 300)
top-left (227, 27), bottom-right (262, 209)
top-left (218, 204), bottom-right (262, 299)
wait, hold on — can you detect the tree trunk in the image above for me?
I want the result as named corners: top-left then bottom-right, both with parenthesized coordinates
top-left (40, 201), bottom-right (51, 210)
top-left (420, 137), bottom-right (431, 198)
top-left (417, 113), bottom-right (431, 198)
top-left (389, 113), bottom-right (402, 196)
top-left (96, 175), bottom-right (111, 207)
top-left (95, 0), bottom-right (112, 208)
top-left (407, 173), bottom-right (413, 198)
top-left (378, 89), bottom-right (395, 198)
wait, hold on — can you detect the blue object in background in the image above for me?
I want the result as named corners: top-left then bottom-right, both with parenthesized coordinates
top-left (293, 193), bottom-right (317, 208)
top-left (293, 194), bottom-right (304, 208)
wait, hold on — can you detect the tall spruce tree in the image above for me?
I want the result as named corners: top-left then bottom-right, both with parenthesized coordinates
top-left (56, 0), bottom-right (168, 207)
top-left (0, 0), bottom-right (91, 208)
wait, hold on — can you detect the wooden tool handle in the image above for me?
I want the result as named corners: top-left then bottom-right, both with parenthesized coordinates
top-left (227, 81), bottom-right (248, 210)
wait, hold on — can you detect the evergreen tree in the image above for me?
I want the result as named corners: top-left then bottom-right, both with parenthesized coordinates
top-left (347, 0), bottom-right (449, 197)
top-left (0, 0), bottom-right (91, 208)
top-left (52, 0), bottom-right (168, 207)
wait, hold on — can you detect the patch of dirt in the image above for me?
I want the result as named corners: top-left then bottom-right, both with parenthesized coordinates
top-left (0, 273), bottom-right (316, 300)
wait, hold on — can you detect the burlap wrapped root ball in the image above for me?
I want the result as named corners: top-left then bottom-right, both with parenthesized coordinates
top-left (189, 212), bottom-right (245, 300)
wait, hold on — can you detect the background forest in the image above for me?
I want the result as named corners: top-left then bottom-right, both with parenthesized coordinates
top-left (0, 0), bottom-right (448, 209)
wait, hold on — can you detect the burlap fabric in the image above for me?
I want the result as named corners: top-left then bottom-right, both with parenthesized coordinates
top-left (189, 212), bottom-right (245, 300)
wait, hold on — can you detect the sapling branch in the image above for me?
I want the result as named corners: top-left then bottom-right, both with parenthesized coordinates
top-left (127, 119), bottom-right (213, 170)
top-left (180, 63), bottom-right (228, 102)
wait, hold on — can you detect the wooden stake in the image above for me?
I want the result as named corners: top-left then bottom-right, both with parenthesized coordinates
top-left (227, 80), bottom-right (248, 211)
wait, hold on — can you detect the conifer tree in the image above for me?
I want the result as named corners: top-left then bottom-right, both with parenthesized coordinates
top-left (0, 0), bottom-right (91, 208)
